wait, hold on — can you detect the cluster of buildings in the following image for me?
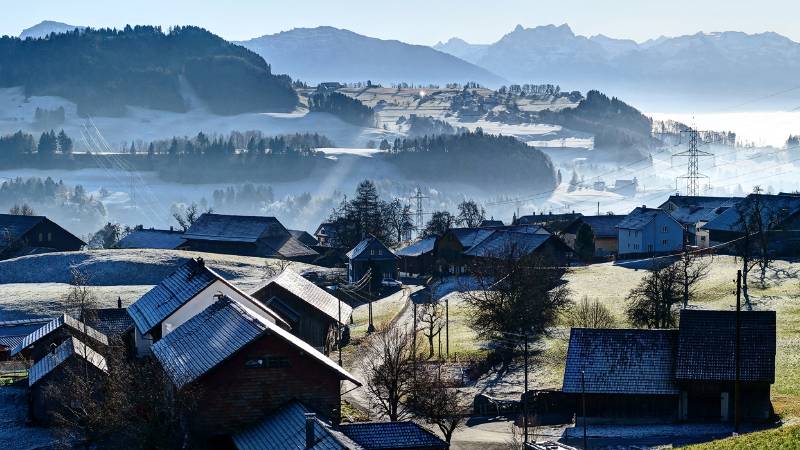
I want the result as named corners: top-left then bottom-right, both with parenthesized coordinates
top-left (0, 257), bottom-right (448, 449)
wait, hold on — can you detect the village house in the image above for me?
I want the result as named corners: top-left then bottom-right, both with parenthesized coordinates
top-left (232, 400), bottom-right (449, 450)
top-left (611, 178), bottom-right (637, 197)
top-left (251, 269), bottom-right (353, 353)
top-left (180, 213), bottom-right (318, 262)
top-left (10, 314), bottom-right (109, 363)
top-left (151, 296), bottom-right (361, 445)
top-left (0, 318), bottom-right (51, 361)
top-left (617, 206), bottom-right (683, 256)
top-left (396, 235), bottom-right (437, 276)
top-left (314, 222), bottom-right (338, 247)
top-left (561, 215), bottom-right (626, 256)
top-left (464, 230), bottom-right (573, 265)
top-left (561, 309), bottom-right (776, 424)
top-left (478, 219), bottom-right (505, 228)
top-left (84, 301), bottom-right (135, 341)
top-left (0, 214), bottom-right (84, 260)
top-left (434, 228), bottom-right (500, 275)
top-left (115, 226), bottom-right (186, 250)
top-left (289, 229), bottom-right (319, 247)
top-left (346, 236), bottom-right (399, 291)
top-left (658, 195), bottom-right (743, 248)
top-left (513, 212), bottom-right (583, 234)
top-left (127, 257), bottom-right (288, 356)
top-left (28, 337), bottom-right (108, 425)
top-left (701, 193), bottom-right (800, 255)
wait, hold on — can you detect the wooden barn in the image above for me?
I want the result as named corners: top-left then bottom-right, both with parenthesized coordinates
top-left (434, 228), bottom-right (496, 275)
top-left (0, 214), bottom-right (84, 260)
top-left (9, 314), bottom-right (109, 363)
top-left (396, 235), bottom-right (437, 276)
top-left (346, 236), bottom-right (399, 291)
top-left (513, 212), bottom-right (583, 234)
top-left (464, 230), bottom-right (573, 265)
top-left (151, 296), bottom-right (360, 446)
top-left (0, 318), bottom-right (51, 361)
top-left (115, 227), bottom-right (186, 250)
top-left (180, 213), bottom-right (318, 262)
top-left (561, 215), bottom-right (626, 256)
top-left (251, 269), bottom-right (352, 353)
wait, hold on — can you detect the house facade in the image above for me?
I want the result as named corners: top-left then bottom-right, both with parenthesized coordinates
top-left (346, 237), bottom-right (399, 291)
top-left (562, 215), bottom-right (626, 256)
top-left (617, 207), bottom-right (683, 256)
top-left (396, 236), bottom-right (437, 276)
top-left (0, 214), bottom-right (84, 260)
top-left (659, 195), bottom-right (743, 248)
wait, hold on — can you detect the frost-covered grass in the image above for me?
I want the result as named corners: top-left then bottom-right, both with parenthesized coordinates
top-left (349, 288), bottom-right (412, 340)
top-left (684, 424), bottom-right (800, 449)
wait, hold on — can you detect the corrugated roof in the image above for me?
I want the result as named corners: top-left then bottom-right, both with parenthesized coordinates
top-left (0, 214), bottom-right (44, 249)
top-left (702, 193), bottom-right (800, 233)
top-left (464, 231), bottom-right (552, 259)
top-left (617, 207), bottom-right (669, 230)
top-left (563, 328), bottom-right (680, 395)
top-left (28, 337), bottom-right (107, 386)
top-left (116, 229), bottom-right (186, 249)
top-left (676, 309), bottom-right (776, 383)
top-left (233, 401), bottom-right (361, 450)
top-left (338, 421), bottom-right (448, 450)
top-left (151, 297), bottom-right (359, 390)
top-left (255, 270), bottom-right (352, 324)
top-left (128, 258), bottom-right (289, 335)
top-left (395, 236), bottom-right (437, 257)
top-left (183, 213), bottom-right (284, 243)
top-left (10, 314), bottom-right (108, 357)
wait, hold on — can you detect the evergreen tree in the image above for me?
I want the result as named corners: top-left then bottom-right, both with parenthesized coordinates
top-left (37, 130), bottom-right (57, 158)
top-left (574, 223), bottom-right (595, 261)
top-left (57, 130), bottom-right (73, 155)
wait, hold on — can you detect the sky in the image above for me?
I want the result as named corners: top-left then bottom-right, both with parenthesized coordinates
top-left (3, 0), bottom-right (800, 44)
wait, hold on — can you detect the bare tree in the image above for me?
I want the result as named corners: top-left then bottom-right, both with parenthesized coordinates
top-left (408, 362), bottom-right (465, 443)
top-left (172, 202), bottom-right (212, 231)
top-left (262, 257), bottom-right (292, 279)
top-left (455, 200), bottom-right (486, 228)
top-left (417, 301), bottom-right (444, 359)
top-left (733, 188), bottom-right (782, 308)
top-left (63, 266), bottom-right (100, 325)
top-left (565, 296), bottom-right (616, 329)
top-left (361, 325), bottom-right (416, 421)
top-left (626, 263), bottom-right (683, 329)
top-left (678, 244), bottom-right (710, 308)
top-left (9, 203), bottom-right (35, 215)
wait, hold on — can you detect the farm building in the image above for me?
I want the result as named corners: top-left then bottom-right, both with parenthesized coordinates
top-left (617, 207), bottom-right (683, 256)
top-left (0, 318), bottom-right (50, 361)
top-left (10, 314), bottom-right (108, 363)
top-left (289, 229), bottom-right (319, 247)
top-left (84, 304), bottom-right (134, 339)
top-left (434, 228), bottom-right (497, 275)
top-left (659, 195), bottom-right (743, 248)
top-left (396, 235), bottom-right (437, 276)
top-left (180, 213), bottom-right (318, 261)
top-left (479, 219), bottom-right (504, 227)
top-left (346, 236), bottom-right (399, 291)
top-left (338, 422), bottom-right (449, 450)
top-left (115, 227), bottom-right (186, 249)
top-left (562, 215), bottom-right (626, 256)
top-left (127, 257), bottom-right (288, 355)
top-left (562, 309), bottom-right (776, 424)
top-left (251, 269), bottom-right (352, 353)
top-left (151, 296), bottom-right (360, 445)
top-left (701, 193), bottom-right (800, 255)
top-left (611, 179), bottom-right (637, 197)
top-left (513, 212), bottom-right (583, 234)
top-left (464, 230), bottom-right (573, 265)
top-left (314, 222), bottom-right (338, 247)
top-left (28, 337), bottom-right (108, 425)
top-left (0, 214), bottom-right (84, 260)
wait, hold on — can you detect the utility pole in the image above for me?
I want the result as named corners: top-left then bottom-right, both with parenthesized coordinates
top-left (735, 269), bottom-right (742, 433)
top-left (675, 127), bottom-right (713, 196)
top-left (523, 333), bottom-right (529, 443)
top-left (338, 297), bottom-right (343, 366)
top-left (445, 296), bottom-right (449, 359)
top-left (412, 187), bottom-right (428, 238)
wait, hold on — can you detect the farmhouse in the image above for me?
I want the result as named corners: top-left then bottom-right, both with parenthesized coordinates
top-left (561, 215), bottom-right (626, 256)
top-left (346, 236), bottom-right (399, 291)
top-left (464, 230), bottom-right (572, 265)
top-left (0, 214), bottom-right (84, 260)
top-left (659, 195), bottom-right (742, 248)
top-left (513, 212), bottom-right (582, 234)
top-left (115, 227), bottom-right (186, 249)
top-left (151, 296), bottom-right (360, 443)
top-left (434, 228), bottom-right (497, 274)
top-left (84, 304), bottom-right (134, 340)
top-left (289, 229), bottom-right (319, 247)
top-left (396, 235), bottom-right (437, 276)
top-left (0, 318), bottom-right (50, 360)
top-left (251, 269), bottom-right (352, 353)
top-left (127, 257), bottom-right (288, 355)
top-left (314, 222), bottom-right (338, 247)
top-left (10, 314), bottom-right (108, 363)
top-left (617, 207), bottom-right (683, 256)
top-left (180, 213), bottom-right (318, 261)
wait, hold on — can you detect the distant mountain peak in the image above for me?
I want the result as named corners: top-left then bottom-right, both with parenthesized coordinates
top-left (20, 20), bottom-right (83, 40)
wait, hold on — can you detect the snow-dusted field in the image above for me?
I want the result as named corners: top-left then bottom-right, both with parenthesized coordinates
top-left (648, 111), bottom-right (800, 148)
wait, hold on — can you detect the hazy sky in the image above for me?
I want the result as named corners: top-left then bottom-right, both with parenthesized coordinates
top-left (4, 0), bottom-right (799, 44)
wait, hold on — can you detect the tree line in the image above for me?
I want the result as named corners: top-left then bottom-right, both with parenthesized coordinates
top-left (308, 91), bottom-right (376, 127)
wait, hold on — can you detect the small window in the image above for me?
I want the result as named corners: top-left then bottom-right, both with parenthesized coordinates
top-left (38, 233), bottom-right (43, 242)
top-left (47, 232), bottom-right (52, 241)
top-left (662, 226), bottom-right (668, 232)
top-left (662, 239), bottom-right (668, 245)
top-left (245, 355), bottom-right (290, 369)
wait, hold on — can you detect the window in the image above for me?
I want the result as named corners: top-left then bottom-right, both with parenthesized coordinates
top-left (38, 233), bottom-right (43, 242)
top-left (383, 272), bottom-right (392, 279)
top-left (47, 232), bottom-right (52, 241)
top-left (662, 239), bottom-right (668, 245)
top-left (245, 354), bottom-right (290, 369)
top-left (662, 226), bottom-right (668, 233)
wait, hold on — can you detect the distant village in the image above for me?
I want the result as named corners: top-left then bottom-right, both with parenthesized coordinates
top-left (0, 186), bottom-right (795, 449)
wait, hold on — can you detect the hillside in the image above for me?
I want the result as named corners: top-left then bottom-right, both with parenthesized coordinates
top-left (19, 20), bottom-right (83, 39)
top-left (0, 25), bottom-right (298, 116)
top-left (237, 26), bottom-right (505, 87)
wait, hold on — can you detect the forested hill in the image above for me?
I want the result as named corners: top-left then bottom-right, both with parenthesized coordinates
top-left (0, 26), bottom-right (298, 116)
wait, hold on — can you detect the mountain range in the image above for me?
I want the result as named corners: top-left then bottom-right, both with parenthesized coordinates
top-left (236, 26), bottom-right (505, 87)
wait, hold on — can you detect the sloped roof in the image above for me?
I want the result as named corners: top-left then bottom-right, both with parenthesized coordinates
top-left (338, 421), bottom-right (448, 450)
top-left (395, 236), bottom-right (437, 257)
top-left (84, 308), bottom-right (134, 337)
top-left (233, 401), bottom-right (361, 450)
top-left (10, 314), bottom-right (108, 357)
top-left (448, 228), bottom-right (495, 250)
top-left (515, 213), bottom-right (583, 232)
top-left (128, 258), bottom-right (288, 335)
top-left (676, 309), bottom-right (776, 383)
top-left (660, 196), bottom-right (743, 225)
top-left (261, 235), bottom-right (319, 259)
top-left (183, 213), bottom-right (285, 243)
top-left (0, 214), bottom-right (44, 250)
top-left (116, 229), bottom-right (186, 249)
top-left (479, 219), bottom-right (505, 227)
top-left (702, 193), bottom-right (800, 233)
top-left (315, 222), bottom-right (336, 238)
top-left (617, 207), bottom-right (673, 230)
top-left (28, 337), bottom-right (107, 386)
top-left (563, 328), bottom-right (680, 395)
top-left (346, 237), bottom-right (398, 260)
top-left (572, 215), bottom-right (627, 238)
top-left (464, 231), bottom-right (553, 258)
top-left (255, 270), bottom-right (352, 324)
top-left (152, 297), bottom-right (359, 389)
top-left (289, 229), bottom-right (319, 247)
top-left (0, 318), bottom-right (51, 350)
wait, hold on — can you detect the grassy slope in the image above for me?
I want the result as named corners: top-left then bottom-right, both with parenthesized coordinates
top-left (684, 424), bottom-right (800, 449)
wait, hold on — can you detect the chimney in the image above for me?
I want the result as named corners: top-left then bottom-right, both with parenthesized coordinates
top-left (50, 342), bottom-right (57, 354)
top-left (304, 413), bottom-right (316, 448)
top-left (117, 297), bottom-right (122, 309)
top-left (642, 205), bottom-right (647, 209)
top-left (196, 257), bottom-right (204, 267)
top-left (170, 225), bottom-right (174, 232)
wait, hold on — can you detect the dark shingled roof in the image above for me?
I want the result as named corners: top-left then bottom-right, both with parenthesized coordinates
top-left (448, 228), bottom-right (495, 250)
top-left (253, 269), bottom-right (352, 324)
top-left (617, 207), bottom-right (678, 230)
top-left (702, 193), bottom-right (800, 233)
top-left (676, 309), bottom-right (776, 383)
top-left (0, 214), bottom-right (43, 250)
top-left (10, 314), bottom-right (108, 357)
top-left (563, 328), bottom-right (680, 395)
top-left (660, 196), bottom-right (743, 225)
top-left (28, 337), bottom-right (107, 386)
top-left (346, 237), bottom-right (398, 260)
top-left (464, 231), bottom-right (553, 259)
top-left (233, 401), bottom-right (361, 450)
top-left (115, 228), bottom-right (186, 249)
top-left (570, 215), bottom-right (627, 238)
top-left (289, 229), bottom-right (319, 247)
top-left (338, 422), bottom-right (448, 450)
top-left (395, 236), bottom-right (437, 257)
top-left (85, 308), bottom-right (134, 338)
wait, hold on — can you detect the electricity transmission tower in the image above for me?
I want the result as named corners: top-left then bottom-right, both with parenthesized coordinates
top-left (411, 187), bottom-right (428, 236)
top-left (674, 127), bottom-right (713, 196)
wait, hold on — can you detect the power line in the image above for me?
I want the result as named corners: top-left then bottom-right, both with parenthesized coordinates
top-left (674, 127), bottom-right (714, 195)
